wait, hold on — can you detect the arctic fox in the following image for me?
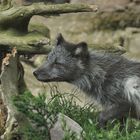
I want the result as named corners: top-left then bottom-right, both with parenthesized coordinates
top-left (34, 34), bottom-right (140, 127)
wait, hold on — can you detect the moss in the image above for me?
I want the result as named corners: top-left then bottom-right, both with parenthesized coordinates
top-left (0, 30), bottom-right (50, 54)
top-left (28, 23), bottom-right (50, 38)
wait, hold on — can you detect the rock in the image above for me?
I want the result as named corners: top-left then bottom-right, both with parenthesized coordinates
top-left (50, 113), bottom-right (83, 140)
top-left (71, 0), bottom-right (130, 11)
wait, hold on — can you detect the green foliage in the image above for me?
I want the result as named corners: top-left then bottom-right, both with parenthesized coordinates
top-left (13, 91), bottom-right (52, 140)
top-left (13, 89), bottom-right (140, 140)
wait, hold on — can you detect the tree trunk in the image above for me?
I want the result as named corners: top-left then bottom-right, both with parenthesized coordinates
top-left (0, 50), bottom-right (29, 140)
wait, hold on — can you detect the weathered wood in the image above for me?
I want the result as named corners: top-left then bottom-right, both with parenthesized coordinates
top-left (0, 50), bottom-right (29, 140)
top-left (0, 31), bottom-right (51, 54)
top-left (0, 3), bottom-right (97, 32)
top-left (0, 54), bottom-right (19, 139)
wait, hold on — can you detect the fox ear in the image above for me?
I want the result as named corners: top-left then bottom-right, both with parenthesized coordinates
top-left (74, 42), bottom-right (89, 57)
top-left (56, 33), bottom-right (65, 45)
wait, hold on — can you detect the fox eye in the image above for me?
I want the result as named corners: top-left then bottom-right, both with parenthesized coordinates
top-left (53, 60), bottom-right (62, 65)
top-left (54, 62), bottom-right (60, 65)
top-left (46, 55), bottom-right (48, 60)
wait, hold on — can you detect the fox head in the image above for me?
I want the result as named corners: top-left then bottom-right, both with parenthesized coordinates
top-left (33, 33), bottom-right (89, 83)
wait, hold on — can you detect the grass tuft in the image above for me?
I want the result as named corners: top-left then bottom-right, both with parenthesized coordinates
top-left (13, 89), bottom-right (140, 140)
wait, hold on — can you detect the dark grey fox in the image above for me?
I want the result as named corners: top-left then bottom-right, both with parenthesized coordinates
top-left (33, 34), bottom-right (140, 128)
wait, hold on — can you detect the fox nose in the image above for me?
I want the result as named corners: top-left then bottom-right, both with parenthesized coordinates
top-left (33, 71), bottom-right (38, 77)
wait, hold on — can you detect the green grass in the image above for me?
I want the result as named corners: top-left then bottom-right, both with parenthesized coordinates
top-left (13, 89), bottom-right (140, 140)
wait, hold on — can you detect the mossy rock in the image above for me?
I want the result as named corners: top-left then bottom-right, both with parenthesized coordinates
top-left (28, 23), bottom-right (50, 38)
